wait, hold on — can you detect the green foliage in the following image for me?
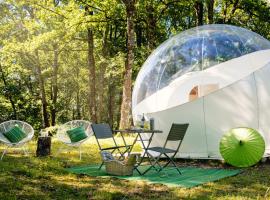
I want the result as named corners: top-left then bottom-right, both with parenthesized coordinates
top-left (0, 0), bottom-right (269, 129)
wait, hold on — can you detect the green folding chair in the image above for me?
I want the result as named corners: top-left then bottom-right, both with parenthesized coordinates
top-left (91, 123), bottom-right (133, 169)
top-left (142, 123), bottom-right (189, 175)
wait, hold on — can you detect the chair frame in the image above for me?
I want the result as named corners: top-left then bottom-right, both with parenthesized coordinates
top-left (91, 123), bottom-right (132, 169)
top-left (0, 120), bottom-right (34, 160)
top-left (56, 120), bottom-right (92, 160)
top-left (142, 123), bottom-right (189, 175)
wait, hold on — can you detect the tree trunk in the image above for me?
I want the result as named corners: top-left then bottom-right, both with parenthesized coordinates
top-left (72, 107), bottom-right (75, 120)
top-left (76, 67), bottom-right (81, 119)
top-left (120, 0), bottom-right (136, 129)
top-left (35, 50), bottom-right (50, 128)
top-left (195, 0), bottom-right (204, 26)
top-left (76, 89), bottom-right (81, 119)
top-left (207, 0), bottom-right (215, 24)
top-left (87, 28), bottom-right (97, 123)
top-left (0, 64), bottom-right (17, 119)
top-left (227, 0), bottom-right (240, 23)
top-left (146, 0), bottom-right (156, 49)
top-left (222, 1), bottom-right (229, 23)
top-left (36, 136), bottom-right (51, 157)
top-left (135, 24), bottom-right (142, 47)
top-left (98, 25), bottom-right (109, 122)
top-left (108, 75), bottom-right (114, 127)
top-left (51, 44), bottom-right (59, 126)
top-left (82, 105), bottom-right (85, 119)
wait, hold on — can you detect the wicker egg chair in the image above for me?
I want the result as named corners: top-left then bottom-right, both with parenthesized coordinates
top-left (56, 120), bottom-right (92, 160)
top-left (0, 120), bottom-right (34, 160)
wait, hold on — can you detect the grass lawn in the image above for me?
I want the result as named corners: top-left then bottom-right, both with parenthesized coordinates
top-left (0, 137), bottom-right (269, 200)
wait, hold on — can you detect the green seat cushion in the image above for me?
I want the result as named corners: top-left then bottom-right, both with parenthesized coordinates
top-left (3, 126), bottom-right (27, 143)
top-left (67, 126), bottom-right (88, 143)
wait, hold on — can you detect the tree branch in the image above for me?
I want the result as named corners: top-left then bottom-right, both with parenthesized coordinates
top-left (33, 2), bottom-right (68, 19)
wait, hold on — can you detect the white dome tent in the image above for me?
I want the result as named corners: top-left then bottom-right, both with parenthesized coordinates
top-left (132, 24), bottom-right (270, 159)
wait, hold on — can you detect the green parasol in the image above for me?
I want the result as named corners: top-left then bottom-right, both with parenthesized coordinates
top-left (219, 128), bottom-right (265, 167)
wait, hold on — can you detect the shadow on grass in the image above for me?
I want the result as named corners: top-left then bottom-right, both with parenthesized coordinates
top-left (0, 155), bottom-right (182, 200)
top-left (0, 140), bottom-right (269, 199)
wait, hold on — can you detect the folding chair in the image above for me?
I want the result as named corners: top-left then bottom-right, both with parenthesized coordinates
top-left (91, 123), bottom-right (133, 169)
top-left (142, 123), bottom-right (189, 175)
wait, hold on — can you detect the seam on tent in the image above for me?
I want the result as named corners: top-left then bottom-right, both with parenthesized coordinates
top-left (202, 96), bottom-right (209, 157)
top-left (252, 73), bottom-right (260, 129)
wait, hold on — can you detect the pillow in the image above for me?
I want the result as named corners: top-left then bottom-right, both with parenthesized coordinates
top-left (3, 126), bottom-right (27, 143)
top-left (100, 151), bottom-right (115, 161)
top-left (66, 126), bottom-right (87, 143)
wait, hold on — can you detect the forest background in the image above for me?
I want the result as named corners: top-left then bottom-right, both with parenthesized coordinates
top-left (0, 0), bottom-right (269, 131)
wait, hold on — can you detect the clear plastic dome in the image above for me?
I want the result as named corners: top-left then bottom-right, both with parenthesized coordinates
top-left (132, 24), bottom-right (270, 108)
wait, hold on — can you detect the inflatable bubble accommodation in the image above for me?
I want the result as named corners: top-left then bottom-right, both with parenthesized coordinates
top-left (132, 24), bottom-right (270, 159)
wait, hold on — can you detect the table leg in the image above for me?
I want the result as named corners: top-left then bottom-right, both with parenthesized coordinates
top-left (129, 134), bottom-right (139, 153)
top-left (134, 131), bottom-right (156, 175)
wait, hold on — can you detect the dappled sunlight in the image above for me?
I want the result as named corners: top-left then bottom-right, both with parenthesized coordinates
top-left (0, 139), bottom-right (270, 199)
top-left (51, 175), bottom-right (94, 188)
top-left (0, 135), bottom-right (141, 166)
top-left (0, 0), bottom-right (269, 199)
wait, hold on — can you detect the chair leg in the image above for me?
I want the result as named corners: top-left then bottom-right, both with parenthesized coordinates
top-left (142, 153), bottom-right (162, 175)
top-left (153, 157), bottom-right (162, 170)
top-left (98, 161), bottom-right (104, 170)
top-left (164, 153), bottom-right (181, 175)
top-left (126, 146), bottom-right (132, 156)
top-left (146, 152), bottom-right (160, 172)
top-left (158, 154), bottom-right (172, 172)
top-left (116, 148), bottom-right (126, 160)
top-left (170, 159), bottom-right (181, 175)
top-left (115, 146), bottom-right (132, 160)
top-left (1, 146), bottom-right (9, 160)
top-left (122, 147), bottom-right (131, 158)
top-left (112, 149), bottom-right (125, 161)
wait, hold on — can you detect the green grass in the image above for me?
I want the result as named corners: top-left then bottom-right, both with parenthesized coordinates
top-left (0, 137), bottom-right (269, 200)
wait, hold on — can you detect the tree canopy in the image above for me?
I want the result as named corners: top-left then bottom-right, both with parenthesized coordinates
top-left (0, 0), bottom-right (269, 130)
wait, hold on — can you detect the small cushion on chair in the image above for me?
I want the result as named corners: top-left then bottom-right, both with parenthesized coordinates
top-left (3, 126), bottom-right (27, 143)
top-left (66, 126), bottom-right (87, 143)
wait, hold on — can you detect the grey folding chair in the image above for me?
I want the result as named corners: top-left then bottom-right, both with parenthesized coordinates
top-left (142, 123), bottom-right (189, 175)
top-left (91, 123), bottom-right (133, 169)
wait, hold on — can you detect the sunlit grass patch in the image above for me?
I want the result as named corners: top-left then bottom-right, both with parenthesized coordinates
top-left (0, 136), bottom-right (269, 199)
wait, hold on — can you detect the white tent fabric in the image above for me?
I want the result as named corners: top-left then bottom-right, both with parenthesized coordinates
top-left (136, 57), bottom-right (270, 159)
top-left (132, 25), bottom-right (270, 159)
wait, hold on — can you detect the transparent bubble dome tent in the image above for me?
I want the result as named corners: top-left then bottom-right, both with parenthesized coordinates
top-left (132, 24), bottom-right (270, 159)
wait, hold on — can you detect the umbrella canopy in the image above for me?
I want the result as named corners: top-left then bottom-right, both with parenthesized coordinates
top-left (219, 128), bottom-right (265, 167)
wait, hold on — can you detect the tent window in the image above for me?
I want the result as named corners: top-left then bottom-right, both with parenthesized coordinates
top-left (189, 84), bottom-right (219, 101)
top-left (189, 86), bottom-right (198, 101)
